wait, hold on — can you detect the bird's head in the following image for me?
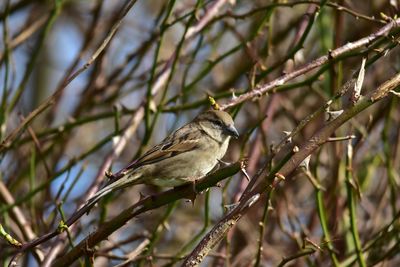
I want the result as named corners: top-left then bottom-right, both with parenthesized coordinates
top-left (196, 110), bottom-right (239, 141)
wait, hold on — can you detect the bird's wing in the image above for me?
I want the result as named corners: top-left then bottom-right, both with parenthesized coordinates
top-left (135, 138), bottom-right (199, 166)
top-left (111, 127), bottom-right (201, 178)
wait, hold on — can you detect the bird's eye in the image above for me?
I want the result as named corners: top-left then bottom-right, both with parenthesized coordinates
top-left (213, 120), bottom-right (223, 127)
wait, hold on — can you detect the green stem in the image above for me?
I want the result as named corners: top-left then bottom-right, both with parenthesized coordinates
top-left (345, 142), bottom-right (366, 267)
top-left (7, 0), bottom-right (63, 113)
top-left (315, 184), bottom-right (340, 266)
top-left (144, 0), bottom-right (176, 139)
top-left (253, 190), bottom-right (273, 267)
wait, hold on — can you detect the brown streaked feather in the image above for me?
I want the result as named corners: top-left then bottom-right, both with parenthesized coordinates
top-left (135, 139), bottom-right (199, 166)
top-left (111, 127), bottom-right (201, 179)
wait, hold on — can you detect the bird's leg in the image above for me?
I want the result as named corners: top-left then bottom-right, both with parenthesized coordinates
top-left (188, 181), bottom-right (197, 206)
top-left (174, 179), bottom-right (200, 205)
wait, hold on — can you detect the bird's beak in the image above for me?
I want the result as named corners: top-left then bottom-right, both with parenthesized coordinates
top-left (225, 125), bottom-right (239, 139)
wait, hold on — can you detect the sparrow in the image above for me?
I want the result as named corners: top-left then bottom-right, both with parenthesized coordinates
top-left (84, 109), bottom-right (239, 209)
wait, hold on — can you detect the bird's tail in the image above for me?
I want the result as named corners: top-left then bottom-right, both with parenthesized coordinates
top-left (86, 171), bottom-right (142, 208)
top-left (65, 171), bottom-right (142, 226)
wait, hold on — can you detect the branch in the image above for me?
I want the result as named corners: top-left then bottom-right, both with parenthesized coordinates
top-left (0, 0), bottom-right (139, 154)
top-left (23, 162), bottom-right (242, 266)
top-left (182, 72), bottom-right (400, 266)
top-left (220, 18), bottom-right (400, 110)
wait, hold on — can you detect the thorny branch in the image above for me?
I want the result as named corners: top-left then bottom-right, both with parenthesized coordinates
top-left (1, 1), bottom-right (400, 266)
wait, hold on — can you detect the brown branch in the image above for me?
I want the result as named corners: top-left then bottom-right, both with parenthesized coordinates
top-left (182, 72), bottom-right (400, 266)
top-left (186, 0), bottom-right (232, 39)
top-left (0, 14), bottom-right (48, 62)
top-left (220, 18), bottom-right (400, 110)
top-left (0, 0), bottom-right (139, 154)
top-left (41, 107), bottom-right (145, 267)
top-left (47, 162), bottom-right (242, 266)
top-left (0, 181), bottom-right (43, 262)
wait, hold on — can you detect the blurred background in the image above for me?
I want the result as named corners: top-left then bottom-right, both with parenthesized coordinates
top-left (0, 0), bottom-right (399, 266)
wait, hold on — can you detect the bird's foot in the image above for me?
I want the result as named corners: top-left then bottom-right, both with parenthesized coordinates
top-left (177, 180), bottom-right (199, 205)
top-left (187, 180), bottom-right (199, 205)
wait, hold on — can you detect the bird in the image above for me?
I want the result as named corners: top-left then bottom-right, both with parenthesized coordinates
top-left (84, 109), bottom-right (239, 210)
